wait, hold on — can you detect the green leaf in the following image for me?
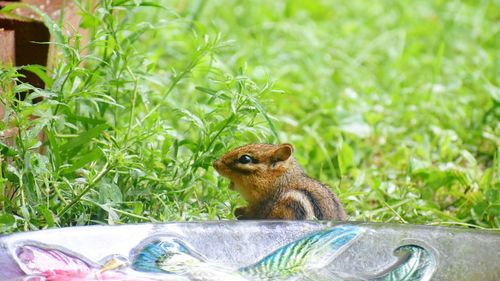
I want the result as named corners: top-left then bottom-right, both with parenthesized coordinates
top-left (485, 188), bottom-right (499, 203)
top-left (37, 205), bottom-right (55, 227)
top-left (487, 204), bottom-right (500, 216)
top-left (45, 129), bottom-right (61, 167)
top-left (473, 201), bottom-right (488, 217)
top-left (460, 150), bottom-right (477, 167)
top-left (0, 213), bottom-right (16, 233)
top-left (195, 86), bottom-right (218, 95)
top-left (20, 205), bottom-right (30, 221)
top-left (66, 115), bottom-right (107, 126)
top-left (337, 140), bottom-right (354, 177)
top-left (178, 109), bottom-right (205, 131)
top-left (79, 12), bottom-right (99, 29)
top-left (0, 141), bottom-right (17, 157)
top-left (479, 168), bottom-right (493, 189)
top-left (21, 65), bottom-right (53, 88)
top-left (60, 124), bottom-right (109, 158)
top-left (133, 202), bottom-right (144, 215)
top-left (99, 182), bottom-right (123, 204)
top-left (485, 84), bottom-right (500, 103)
top-left (61, 148), bottom-right (103, 175)
top-left (249, 95), bottom-right (279, 141)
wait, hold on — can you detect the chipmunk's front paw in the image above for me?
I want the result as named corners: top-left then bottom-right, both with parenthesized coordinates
top-left (235, 207), bottom-right (252, 220)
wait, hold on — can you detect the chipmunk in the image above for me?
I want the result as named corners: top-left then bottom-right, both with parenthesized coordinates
top-left (213, 143), bottom-right (347, 221)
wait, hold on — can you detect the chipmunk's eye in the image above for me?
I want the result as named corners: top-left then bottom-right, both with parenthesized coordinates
top-left (238, 155), bottom-right (253, 164)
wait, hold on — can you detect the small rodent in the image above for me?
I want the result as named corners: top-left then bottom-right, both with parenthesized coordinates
top-left (213, 143), bottom-right (347, 221)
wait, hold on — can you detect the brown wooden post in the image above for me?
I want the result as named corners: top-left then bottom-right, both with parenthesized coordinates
top-left (0, 28), bottom-right (15, 65)
top-left (0, 28), bottom-right (16, 145)
top-left (0, 28), bottom-right (15, 117)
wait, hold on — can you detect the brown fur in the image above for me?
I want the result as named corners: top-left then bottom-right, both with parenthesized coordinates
top-left (213, 143), bottom-right (347, 221)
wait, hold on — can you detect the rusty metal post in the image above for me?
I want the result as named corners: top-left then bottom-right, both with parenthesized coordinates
top-left (0, 0), bottom-right (88, 149)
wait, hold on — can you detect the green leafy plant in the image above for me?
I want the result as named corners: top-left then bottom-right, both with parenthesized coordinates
top-left (0, 0), bottom-right (498, 233)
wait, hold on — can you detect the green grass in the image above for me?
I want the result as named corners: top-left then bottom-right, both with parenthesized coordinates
top-left (0, 0), bottom-right (498, 233)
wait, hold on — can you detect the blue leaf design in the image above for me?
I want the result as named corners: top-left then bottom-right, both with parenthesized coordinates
top-left (131, 238), bottom-right (200, 273)
top-left (369, 245), bottom-right (436, 281)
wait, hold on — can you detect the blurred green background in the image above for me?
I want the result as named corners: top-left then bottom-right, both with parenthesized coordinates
top-left (0, 0), bottom-right (498, 232)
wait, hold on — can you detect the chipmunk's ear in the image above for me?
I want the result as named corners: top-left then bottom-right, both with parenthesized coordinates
top-left (273, 143), bottom-right (294, 162)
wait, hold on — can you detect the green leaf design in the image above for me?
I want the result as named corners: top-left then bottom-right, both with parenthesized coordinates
top-left (240, 225), bottom-right (363, 280)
